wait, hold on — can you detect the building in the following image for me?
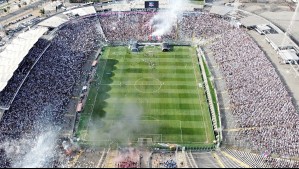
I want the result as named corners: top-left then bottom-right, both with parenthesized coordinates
top-left (255, 25), bottom-right (271, 35)
top-left (265, 33), bottom-right (297, 51)
top-left (278, 49), bottom-right (299, 64)
top-left (239, 15), bottom-right (269, 29)
top-left (265, 33), bottom-right (299, 64)
top-left (209, 5), bottom-right (233, 17)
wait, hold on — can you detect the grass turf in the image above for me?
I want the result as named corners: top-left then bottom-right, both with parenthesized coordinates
top-left (190, 0), bottom-right (205, 5)
top-left (78, 46), bottom-right (215, 146)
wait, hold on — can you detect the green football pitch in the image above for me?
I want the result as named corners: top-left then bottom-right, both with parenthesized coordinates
top-left (77, 46), bottom-right (215, 146)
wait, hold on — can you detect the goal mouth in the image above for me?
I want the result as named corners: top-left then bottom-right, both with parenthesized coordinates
top-left (137, 138), bottom-right (153, 146)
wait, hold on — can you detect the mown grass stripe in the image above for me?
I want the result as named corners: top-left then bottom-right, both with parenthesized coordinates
top-left (78, 46), bottom-right (215, 145)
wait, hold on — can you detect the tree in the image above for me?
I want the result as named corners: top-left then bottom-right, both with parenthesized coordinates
top-left (5, 6), bottom-right (10, 13)
top-left (18, 4), bottom-right (21, 8)
top-left (40, 8), bottom-right (45, 15)
top-left (5, 30), bottom-right (9, 35)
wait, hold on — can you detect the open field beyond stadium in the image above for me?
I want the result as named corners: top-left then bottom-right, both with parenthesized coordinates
top-left (77, 46), bottom-right (215, 146)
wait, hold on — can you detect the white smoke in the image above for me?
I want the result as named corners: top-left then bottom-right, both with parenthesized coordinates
top-left (150, 0), bottom-right (188, 36)
top-left (0, 128), bottom-right (61, 168)
top-left (12, 130), bottom-right (59, 168)
top-left (88, 103), bottom-right (145, 144)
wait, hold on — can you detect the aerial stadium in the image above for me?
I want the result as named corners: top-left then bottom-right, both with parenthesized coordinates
top-left (0, 0), bottom-right (299, 168)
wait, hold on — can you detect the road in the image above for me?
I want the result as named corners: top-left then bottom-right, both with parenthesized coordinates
top-left (0, 0), bottom-right (47, 22)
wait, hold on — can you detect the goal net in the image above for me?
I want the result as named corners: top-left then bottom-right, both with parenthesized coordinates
top-left (138, 138), bottom-right (153, 146)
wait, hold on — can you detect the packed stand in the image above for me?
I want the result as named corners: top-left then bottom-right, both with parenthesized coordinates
top-left (264, 157), bottom-right (299, 168)
top-left (116, 157), bottom-right (138, 168)
top-left (98, 12), bottom-right (230, 43)
top-left (208, 23), bottom-right (299, 157)
top-left (99, 12), bottom-right (170, 42)
top-left (163, 159), bottom-right (177, 168)
top-left (0, 10), bottom-right (298, 166)
top-left (151, 152), bottom-right (176, 168)
top-left (0, 16), bottom-right (103, 167)
top-left (177, 13), bottom-right (231, 40)
top-left (0, 39), bottom-right (50, 107)
top-left (99, 12), bottom-right (154, 42)
top-left (115, 147), bottom-right (140, 168)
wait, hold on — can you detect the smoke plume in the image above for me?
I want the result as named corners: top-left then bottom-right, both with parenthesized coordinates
top-left (0, 128), bottom-right (61, 168)
top-left (88, 103), bottom-right (144, 145)
top-left (12, 130), bottom-right (59, 168)
top-left (0, 104), bottom-right (64, 168)
top-left (150, 0), bottom-right (188, 36)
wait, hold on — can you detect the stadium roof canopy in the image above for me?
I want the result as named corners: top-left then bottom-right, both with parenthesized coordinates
top-left (209, 6), bottom-right (232, 16)
top-left (265, 33), bottom-right (297, 50)
top-left (0, 27), bottom-right (48, 92)
top-left (63, 6), bottom-right (96, 16)
top-left (239, 15), bottom-right (269, 28)
top-left (278, 49), bottom-right (299, 62)
top-left (38, 16), bottom-right (68, 28)
top-left (255, 24), bottom-right (271, 34)
top-left (256, 25), bottom-right (271, 32)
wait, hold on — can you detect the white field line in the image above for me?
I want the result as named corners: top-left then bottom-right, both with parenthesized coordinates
top-left (85, 49), bottom-right (110, 139)
top-left (190, 48), bottom-right (209, 142)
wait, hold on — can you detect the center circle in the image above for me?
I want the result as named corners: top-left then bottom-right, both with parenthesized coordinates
top-left (134, 78), bottom-right (162, 93)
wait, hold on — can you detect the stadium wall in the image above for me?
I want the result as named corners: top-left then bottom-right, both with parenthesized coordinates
top-left (197, 46), bottom-right (222, 147)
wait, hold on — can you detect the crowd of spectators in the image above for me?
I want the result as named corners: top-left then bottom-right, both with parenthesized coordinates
top-left (115, 147), bottom-right (140, 168)
top-left (264, 157), bottom-right (299, 168)
top-left (99, 10), bottom-right (299, 161)
top-left (0, 16), bottom-right (103, 167)
top-left (0, 39), bottom-right (50, 107)
top-left (116, 157), bottom-right (138, 168)
top-left (99, 12), bottom-right (299, 157)
top-left (99, 12), bottom-right (156, 42)
top-left (151, 152), bottom-right (177, 168)
top-left (0, 10), bottom-right (298, 167)
top-left (178, 13), bottom-right (231, 40)
top-left (0, 148), bottom-right (10, 168)
top-left (163, 159), bottom-right (177, 168)
top-left (98, 12), bottom-right (233, 43)
top-left (207, 20), bottom-right (299, 157)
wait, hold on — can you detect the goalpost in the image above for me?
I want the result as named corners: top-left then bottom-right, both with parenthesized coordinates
top-left (137, 138), bottom-right (153, 146)
top-left (137, 134), bottom-right (163, 145)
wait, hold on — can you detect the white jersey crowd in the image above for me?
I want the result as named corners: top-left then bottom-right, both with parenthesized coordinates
top-left (0, 11), bottom-right (298, 167)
